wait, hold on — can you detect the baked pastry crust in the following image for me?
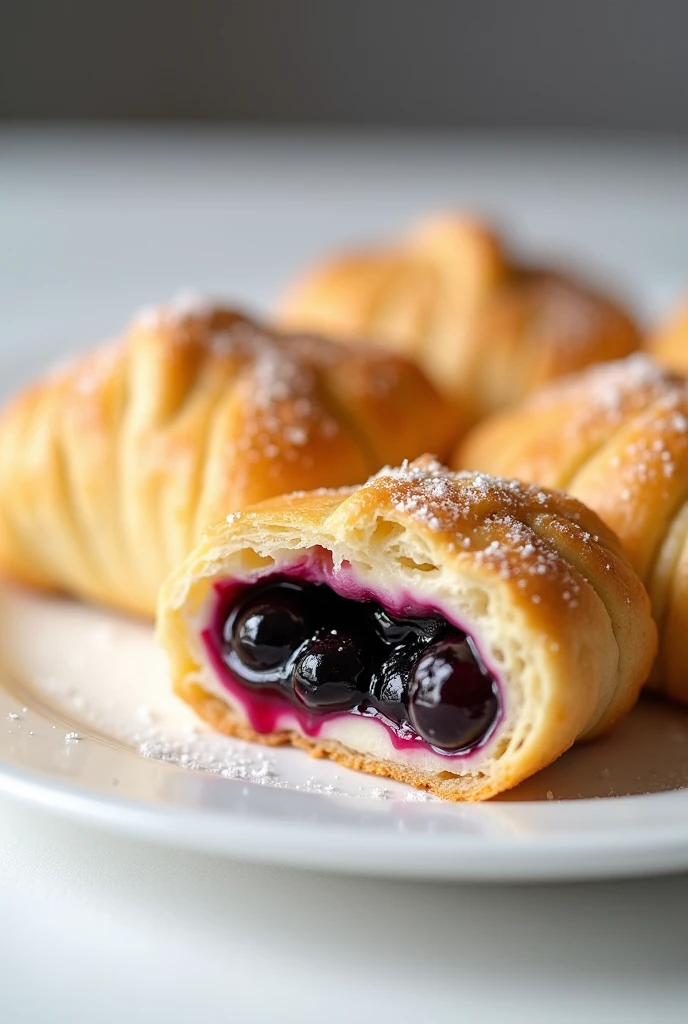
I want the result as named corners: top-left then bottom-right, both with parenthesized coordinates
top-left (458, 355), bottom-right (688, 700)
top-left (157, 458), bottom-right (656, 801)
top-left (0, 298), bottom-right (460, 617)
top-left (648, 298), bottom-right (688, 376)
top-left (277, 213), bottom-right (641, 423)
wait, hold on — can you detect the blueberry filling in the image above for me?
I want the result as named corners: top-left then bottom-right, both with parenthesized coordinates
top-left (220, 579), bottom-right (500, 753)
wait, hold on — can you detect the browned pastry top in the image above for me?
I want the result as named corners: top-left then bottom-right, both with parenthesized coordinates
top-left (0, 297), bottom-right (461, 616)
top-left (277, 213), bottom-right (641, 424)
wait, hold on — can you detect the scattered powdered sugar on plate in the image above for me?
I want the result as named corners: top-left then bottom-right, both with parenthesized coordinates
top-left (138, 730), bottom-right (283, 785)
top-left (134, 730), bottom-right (432, 800)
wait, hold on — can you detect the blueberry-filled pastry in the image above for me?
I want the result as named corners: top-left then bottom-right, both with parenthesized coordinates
top-left (157, 459), bottom-right (656, 800)
top-left (0, 298), bottom-right (459, 617)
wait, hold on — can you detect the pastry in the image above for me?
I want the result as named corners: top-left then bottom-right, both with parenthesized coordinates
top-left (277, 212), bottom-right (641, 424)
top-left (648, 297), bottom-right (688, 375)
top-left (458, 354), bottom-right (688, 701)
top-left (157, 457), bottom-right (655, 801)
top-left (0, 297), bottom-right (460, 617)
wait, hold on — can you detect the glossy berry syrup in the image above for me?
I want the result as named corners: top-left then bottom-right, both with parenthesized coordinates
top-left (203, 574), bottom-right (500, 756)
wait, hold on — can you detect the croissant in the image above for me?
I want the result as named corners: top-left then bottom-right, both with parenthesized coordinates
top-left (0, 299), bottom-right (460, 618)
top-left (157, 458), bottom-right (655, 801)
top-left (458, 354), bottom-right (688, 701)
top-left (648, 297), bottom-right (688, 376)
top-left (277, 213), bottom-right (641, 424)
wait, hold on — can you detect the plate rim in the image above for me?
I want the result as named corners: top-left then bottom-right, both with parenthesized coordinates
top-left (4, 755), bottom-right (688, 882)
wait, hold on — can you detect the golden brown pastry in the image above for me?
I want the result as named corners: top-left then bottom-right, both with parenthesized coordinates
top-left (647, 297), bottom-right (688, 375)
top-left (0, 298), bottom-right (460, 618)
top-left (458, 354), bottom-right (688, 701)
top-left (157, 457), bottom-right (655, 801)
top-left (277, 212), bottom-right (641, 424)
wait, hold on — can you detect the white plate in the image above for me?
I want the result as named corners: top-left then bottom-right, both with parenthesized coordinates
top-left (2, 580), bottom-right (688, 882)
top-left (4, 134), bottom-right (688, 884)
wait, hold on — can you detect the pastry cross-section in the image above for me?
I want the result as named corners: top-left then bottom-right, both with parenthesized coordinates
top-left (157, 458), bottom-right (656, 801)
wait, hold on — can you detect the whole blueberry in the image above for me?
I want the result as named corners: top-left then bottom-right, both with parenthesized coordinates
top-left (226, 581), bottom-right (312, 675)
top-left (293, 630), bottom-right (370, 711)
top-left (408, 636), bottom-right (499, 751)
top-left (370, 646), bottom-right (420, 724)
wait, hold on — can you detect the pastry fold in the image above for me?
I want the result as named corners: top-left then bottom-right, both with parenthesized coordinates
top-left (458, 355), bottom-right (688, 700)
top-left (0, 299), bottom-right (459, 617)
top-left (157, 458), bottom-right (655, 801)
top-left (277, 213), bottom-right (641, 424)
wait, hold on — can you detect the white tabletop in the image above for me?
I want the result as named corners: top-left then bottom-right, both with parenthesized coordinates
top-left (2, 127), bottom-right (688, 1023)
top-left (3, 799), bottom-right (688, 1024)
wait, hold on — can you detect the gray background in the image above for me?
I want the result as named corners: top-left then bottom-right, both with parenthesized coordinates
top-left (2, 0), bottom-right (688, 132)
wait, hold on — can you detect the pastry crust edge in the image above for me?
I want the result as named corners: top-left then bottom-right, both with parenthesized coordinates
top-left (177, 678), bottom-right (536, 802)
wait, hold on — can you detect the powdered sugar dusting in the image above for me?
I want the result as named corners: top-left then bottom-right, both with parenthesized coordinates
top-left (529, 354), bottom-right (681, 438)
top-left (371, 459), bottom-right (592, 598)
top-left (134, 291), bottom-right (220, 330)
top-left (284, 485), bottom-right (353, 501)
top-left (52, 297), bottom-right (425, 482)
top-left (520, 356), bottom-right (688, 495)
top-left (600, 390), bottom-right (688, 494)
top-left (138, 731), bottom-right (283, 784)
top-left (374, 458), bottom-right (458, 530)
top-left (229, 327), bottom-right (342, 463)
top-left (130, 299), bottom-right (422, 466)
top-left (71, 343), bottom-right (122, 396)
